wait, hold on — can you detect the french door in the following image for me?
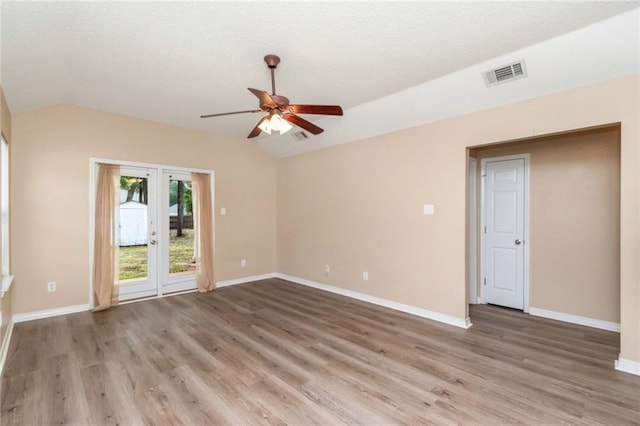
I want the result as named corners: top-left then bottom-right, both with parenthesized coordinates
top-left (160, 171), bottom-right (197, 294)
top-left (117, 166), bottom-right (197, 301)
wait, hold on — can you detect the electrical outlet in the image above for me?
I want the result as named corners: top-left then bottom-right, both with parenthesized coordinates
top-left (363, 271), bottom-right (369, 281)
top-left (241, 259), bottom-right (247, 268)
top-left (47, 281), bottom-right (56, 292)
top-left (325, 265), bottom-right (330, 276)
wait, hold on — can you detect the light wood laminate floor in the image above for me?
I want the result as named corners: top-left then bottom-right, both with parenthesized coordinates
top-left (2, 278), bottom-right (639, 425)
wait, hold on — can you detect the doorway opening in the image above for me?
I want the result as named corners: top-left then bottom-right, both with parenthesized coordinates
top-left (467, 124), bottom-right (621, 330)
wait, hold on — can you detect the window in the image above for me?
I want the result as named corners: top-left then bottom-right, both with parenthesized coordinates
top-left (1, 135), bottom-right (12, 297)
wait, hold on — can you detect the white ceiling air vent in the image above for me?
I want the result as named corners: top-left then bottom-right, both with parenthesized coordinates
top-left (291, 131), bottom-right (309, 141)
top-left (483, 60), bottom-right (527, 87)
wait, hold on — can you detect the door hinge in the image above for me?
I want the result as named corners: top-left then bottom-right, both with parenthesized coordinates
top-left (484, 226), bottom-right (487, 234)
top-left (483, 278), bottom-right (486, 286)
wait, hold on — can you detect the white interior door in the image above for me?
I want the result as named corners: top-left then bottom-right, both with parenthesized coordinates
top-left (117, 166), bottom-right (158, 301)
top-left (483, 157), bottom-right (526, 310)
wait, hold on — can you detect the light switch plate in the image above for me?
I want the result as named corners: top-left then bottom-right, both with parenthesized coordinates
top-left (423, 204), bottom-right (435, 215)
top-left (221, 207), bottom-right (226, 215)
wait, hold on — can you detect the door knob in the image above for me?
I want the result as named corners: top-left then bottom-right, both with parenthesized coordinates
top-left (150, 239), bottom-right (157, 245)
top-left (515, 239), bottom-right (522, 245)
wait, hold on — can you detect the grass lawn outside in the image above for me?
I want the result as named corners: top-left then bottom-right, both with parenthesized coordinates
top-left (119, 229), bottom-right (196, 281)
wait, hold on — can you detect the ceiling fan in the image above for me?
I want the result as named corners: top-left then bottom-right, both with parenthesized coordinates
top-left (200, 54), bottom-right (343, 138)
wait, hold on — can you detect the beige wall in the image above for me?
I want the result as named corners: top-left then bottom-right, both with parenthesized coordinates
top-left (471, 126), bottom-right (621, 323)
top-left (11, 104), bottom-right (277, 314)
top-left (1, 87), bottom-right (13, 347)
top-left (277, 127), bottom-right (467, 319)
top-left (277, 74), bottom-right (639, 363)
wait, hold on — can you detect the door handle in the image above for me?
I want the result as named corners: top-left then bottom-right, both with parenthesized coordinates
top-left (150, 239), bottom-right (157, 245)
top-left (515, 239), bottom-right (522, 245)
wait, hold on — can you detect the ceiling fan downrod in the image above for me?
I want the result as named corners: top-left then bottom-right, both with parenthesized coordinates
top-left (264, 54), bottom-right (280, 95)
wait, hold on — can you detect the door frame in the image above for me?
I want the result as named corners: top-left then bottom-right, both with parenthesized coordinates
top-left (88, 157), bottom-right (215, 307)
top-left (467, 157), bottom-right (478, 304)
top-left (479, 153), bottom-right (530, 312)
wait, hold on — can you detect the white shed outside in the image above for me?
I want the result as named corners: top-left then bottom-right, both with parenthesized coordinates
top-left (119, 201), bottom-right (148, 246)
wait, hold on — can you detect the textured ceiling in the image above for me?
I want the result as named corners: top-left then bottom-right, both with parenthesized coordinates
top-left (1, 1), bottom-right (639, 157)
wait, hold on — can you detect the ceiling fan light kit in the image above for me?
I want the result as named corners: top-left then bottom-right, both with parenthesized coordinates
top-left (200, 54), bottom-right (343, 139)
top-left (257, 112), bottom-right (293, 135)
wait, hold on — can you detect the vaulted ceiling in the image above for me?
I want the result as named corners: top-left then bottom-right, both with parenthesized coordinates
top-left (2, 1), bottom-right (639, 157)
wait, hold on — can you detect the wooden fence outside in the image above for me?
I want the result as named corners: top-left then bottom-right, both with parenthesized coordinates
top-left (170, 215), bottom-right (193, 230)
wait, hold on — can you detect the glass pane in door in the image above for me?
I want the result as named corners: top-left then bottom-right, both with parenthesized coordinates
top-left (169, 179), bottom-right (195, 276)
top-left (118, 175), bottom-right (149, 282)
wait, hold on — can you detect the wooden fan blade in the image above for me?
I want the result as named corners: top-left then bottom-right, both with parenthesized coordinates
top-left (283, 113), bottom-right (324, 135)
top-left (248, 117), bottom-right (268, 138)
top-left (248, 88), bottom-right (277, 108)
top-left (200, 109), bottom-right (261, 118)
top-left (287, 105), bottom-right (343, 116)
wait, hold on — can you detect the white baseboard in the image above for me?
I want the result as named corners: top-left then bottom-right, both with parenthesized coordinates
top-left (0, 320), bottom-right (14, 375)
top-left (9, 275), bottom-right (276, 323)
top-left (276, 273), bottom-right (471, 329)
top-left (216, 273), bottom-right (277, 288)
top-left (529, 307), bottom-right (620, 332)
top-left (615, 356), bottom-right (640, 376)
top-left (12, 303), bottom-right (92, 323)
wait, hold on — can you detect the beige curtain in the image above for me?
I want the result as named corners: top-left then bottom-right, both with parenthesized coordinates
top-left (192, 172), bottom-right (215, 292)
top-left (93, 164), bottom-right (120, 311)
